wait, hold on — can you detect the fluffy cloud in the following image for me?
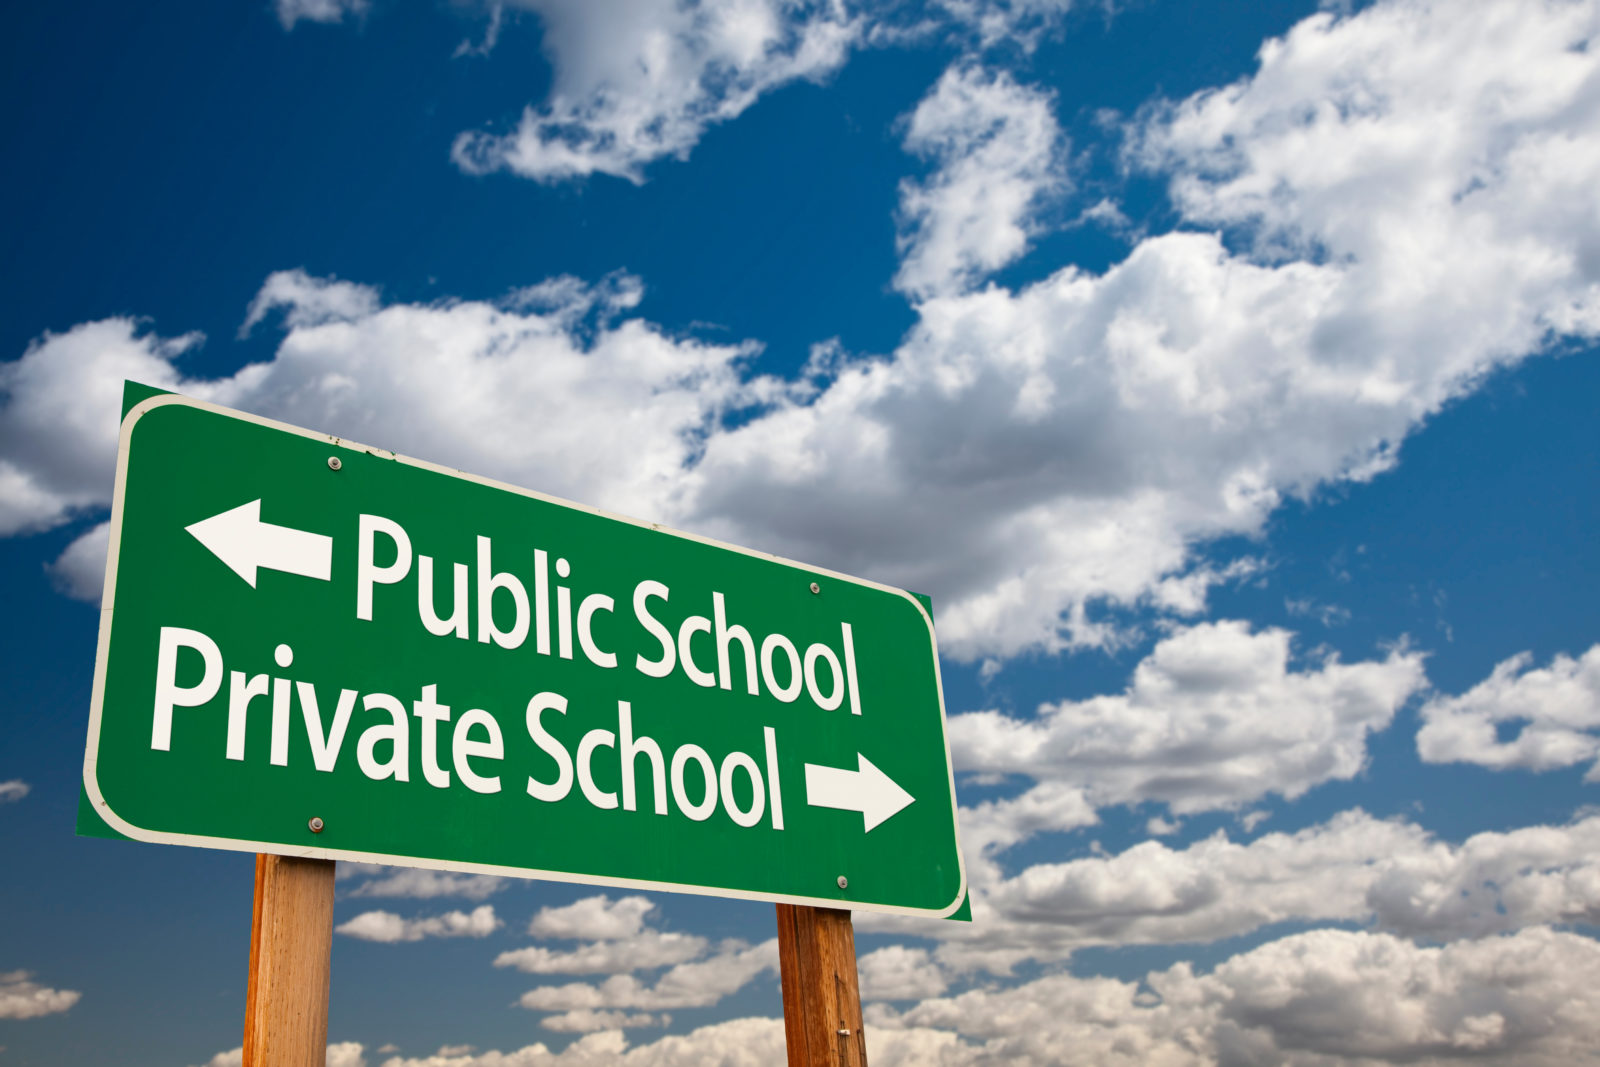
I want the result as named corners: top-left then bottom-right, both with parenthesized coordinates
top-left (367, 1020), bottom-right (973, 1066)
top-left (1362, 815), bottom-right (1600, 940)
top-left (1417, 644), bottom-right (1600, 776)
top-left (0, 318), bottom-right (210, 537)
top-left (196, 1043), bottom-right (365, 1067)
top-left (933, 0), bottom-right (1078, 45)
top-left (337, 862), bottom-right (383, 881)
top-left (984, 812), bottom-right (1403, 945)
top-left (0, 971), bottom-right (80, 1019)
top-left (371, 1019), bottom-right (786, 1066)
top-left (597, 1018), bottom-right (785, 1066)
top-left (683, 0), bottom-right (1600, 657)
top-left (865, 809), bottom-right (1600, 974)
top-left (345, 869), bottom-right (508, 901)
top-left (516, 938), bottom-right (777, 1013)
top-left (949, 621), bottom-right (1427, 815)
top-left (895, 64), bottom-right (1067, 299)
top-left (940, 618), bottom-right (1419, 917)
top-left (858, 945), bottom-right (949, 1002)
top-left (203, 925), bottom-right (1600, 1064)
top-left (538, 1010), bottom-right (668, 1034)
top-left (495, 931), bottom-right (707, 976)
top-left (1, 271), bottom-right (768, 587)
top-left (314, 927), bottom-right (1600, 1064)
top-left (44, 521), bottom-right (109, 602)
top-left (274, 0), bottom-right (367, 31)
top-left (240, 268), bottom-right (380, 336)
top-left (0, 780), bottom-right (30, 804)
top-left (14, 1), bottom-right (1600, 661)
top-left (953, 779), bottom-right (1098, 874)
top-left (497, 893), bottom-right (708, 979)
top-left (1136, 0), bottom-right (1600, 327)
top-left (335, 905), bottom-right (501, 943)
top-left (506, 915), bottom-right (773, 1028)
top-left (525, 895), bottom-right (656, 941)
top-left (1194, 927), bottom-right (1600, 1064)
top-left (871, 926), bottom-right (1600, 1066)
top-left (452, 1), bottom-right (859, 183)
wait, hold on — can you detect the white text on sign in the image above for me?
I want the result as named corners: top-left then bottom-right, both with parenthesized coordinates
top-left (354, 515), bottom-right (863, 716)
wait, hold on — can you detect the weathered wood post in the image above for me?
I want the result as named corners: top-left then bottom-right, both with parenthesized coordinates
top-left (777, 903), bottom-right (868, 1066)
top-left (242, 854), bottom-right (337, 1067)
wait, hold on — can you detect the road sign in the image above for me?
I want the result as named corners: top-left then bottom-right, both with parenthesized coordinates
top-left (83, 388), bottom-right (966, 917)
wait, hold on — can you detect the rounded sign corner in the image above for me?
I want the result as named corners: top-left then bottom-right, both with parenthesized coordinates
top-left (892, 586), bottom-right (938, 641)
top-left (80, 763), bottom-right (159, 845)
top-left (922, 853), bottom-right (970, 919)
top-left (121, 390), bottom-right (193, 430)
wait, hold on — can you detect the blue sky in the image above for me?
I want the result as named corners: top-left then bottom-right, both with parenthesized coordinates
top-left (3, 0), bottom-right (1599, 1064)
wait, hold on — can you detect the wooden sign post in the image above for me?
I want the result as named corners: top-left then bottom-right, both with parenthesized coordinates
top-left (776, 904), bottom-right (868, 1066)
top-left (243, 855), bottom-right (337, 1067)
top-left (234, 869), bottom-right (865, 1067)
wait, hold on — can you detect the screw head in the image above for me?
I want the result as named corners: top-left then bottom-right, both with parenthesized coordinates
top-left (836, 875), bottom-right (848, 889)
top-left (327, 456), bottom-right (342, 471)
top-left (810, 581), bottom-right (821, 594)
top-left (308, 817), bottom-right (325, 833)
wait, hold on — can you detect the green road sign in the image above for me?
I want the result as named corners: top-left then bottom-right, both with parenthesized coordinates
top-left (82, 389), bottom-right (966, 917)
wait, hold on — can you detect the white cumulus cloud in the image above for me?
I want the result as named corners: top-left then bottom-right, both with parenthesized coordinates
top-left (371, 1019), bottom-right (785, 1066)
top-left (498, 893), bottom-right (707, 978)
top-left (0, 780), bottom-right (30, 804)
top-left (44, 521), bottom-right (110, 603)
top-left (0, 971), bottom-right (80, 1019)
top-left (338, 926), bottom-right (1600, 1065)
top-left (683, 0), bottom-right (1600, 658)
top-left (866, 809), bottom-right (1600, 975)
top-left (1418, 644), bottom-right (1600, 776)
top-left (452, 0), bottom-right (859, 183)
top-left (538, 1009), bottom-right (668, 1034)
top-left (10, 0), bottom-right (1600, 663)
top-left (517, 938), bottom-right (777, 1012)
top-left (950, 620), bottom-right (1427, 815)
top-left (858, 945), bottom-right (949, 1002)
top-left (345, 868), bottom-right (508, 901)
top-left (274, 0), bottom-right (367, 31)
top-left (195, 1043), bottom-right (365, 1067)
top-left (1, 272), bottom-right (770, 590)
top-left (240, 268), bottom-right (380, 336)
top-left (895, 63), bottom-right (1067, 299)
top-left (335, 904), bottom-right (501, 943)
top-left (0, 318), bottom-right (211, 537)
top-left (526, 894), bottom-right (657, 941)
top-left (495, 931), bottom-right (707, 976)
top-left (872, 925), bottom-right (1600, 1066)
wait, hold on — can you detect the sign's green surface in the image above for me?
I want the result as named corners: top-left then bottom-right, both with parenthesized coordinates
top-left (83, 390), bottom-right (966, 917)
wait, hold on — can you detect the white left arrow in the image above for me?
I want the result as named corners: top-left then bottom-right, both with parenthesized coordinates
top-left (185, 499), bottom-right (333, 588)
top-left (804, 753), bottom-right (915, 833)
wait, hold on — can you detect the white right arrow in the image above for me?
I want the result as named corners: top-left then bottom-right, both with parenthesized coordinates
top-left (804, 753), bottom-right (914, 833)
top-left (185, 499), bottom-right (333, 588)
